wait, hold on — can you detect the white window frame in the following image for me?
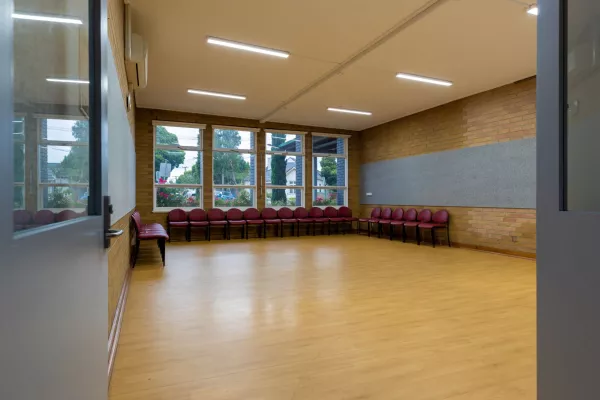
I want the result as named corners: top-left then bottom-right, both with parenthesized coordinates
top-left (152, 121), bottom-right (205, 212)
top-left (265, 130), bottom-right (306, 209)
top-left (212, 125), bottom-right (258, 210)
top-left (311, 133), bottom-right (350, 208)
top-left (13, 116), bottom-right (26, 210)
top-left (37, 115), bottom-right (89, 212)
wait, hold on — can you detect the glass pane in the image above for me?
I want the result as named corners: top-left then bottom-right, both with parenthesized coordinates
top-left (312, 136), bottom-right (345, 155)
top-left (155, 150), bottom-right (202, 184)
top-left (213, 128), bottom-right (254, 150)
top-left (155, 125), bottom-right (202, 148)
top-left (266, 189), bottom-right (303, 207)
top-left (214, 188), bottom-right (255, 207)
top-left (213, 152), bottom-right (255, 185)
top-left (14, 143), bottom-right (25, 183)
top-left (265, 154), bottom-right (303, 187)
top-left (313, 189), bottom-right (346, 207)
top-left (155, 187), bottom-right (201, 209)
top-left (41, 186), bottom-right (88, 209)
top-left (313, 157), bottom-right (346, 187)
top-left (39, 145), bottom-right (89, 184)
top-left (14, 186), bottom-right (25, 209)
top-left (566, 0), bottom-right (600, 211)
top-left (266, 132), bottom-right (303, 153)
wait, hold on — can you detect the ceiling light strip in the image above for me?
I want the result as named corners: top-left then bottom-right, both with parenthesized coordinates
top-left (12, 12), bottom-right (83, 25)
top-left (188, 89), bottom-right (246, 100)
top-left (47, 78), bottom-right (89, 84)
top-left (207, 37), bottom-right (289, 59)
top-left (395, 73), bottom-right (453, 86)
top-left (327, 107), bottom-right (372, 116)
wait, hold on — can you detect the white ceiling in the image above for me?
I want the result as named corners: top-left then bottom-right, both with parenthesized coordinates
top-left (129, 0), bottom-right (537, 131)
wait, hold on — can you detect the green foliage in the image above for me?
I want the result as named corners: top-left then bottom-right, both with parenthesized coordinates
top-left (53, 120), bottom-right (90, 184)
top-left (176, 162), bottom-right (201, 184)
top-left (270, 133), bottom-right (287, 204)
top-left (214, 189), bottom-right (253, 207)
top-left (46, 187), bottom-right (87, 209)
top-left (213, 130), bottom-right (250, 185)
top-left (155, 126), bottom-right (185, 175)
top-left (313, 191), bottom-right (338, 206)
top-left (320, 157), bottom-right (338, 186)
top-left (156, 187), bottom-right (200, 208)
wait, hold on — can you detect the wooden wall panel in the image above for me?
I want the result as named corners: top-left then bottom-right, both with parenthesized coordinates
top-left (107, 210), bottom-right (133, 331)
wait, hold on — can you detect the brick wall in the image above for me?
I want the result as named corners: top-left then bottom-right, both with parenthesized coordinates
top-left (360, 78), bottom-right (537, 257)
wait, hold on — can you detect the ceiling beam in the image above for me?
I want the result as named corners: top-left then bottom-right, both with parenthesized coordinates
top-left (258, 0), bottom-right (451, 124)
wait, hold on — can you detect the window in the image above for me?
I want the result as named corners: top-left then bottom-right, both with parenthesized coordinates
top-left (213, 125), bottom-right (257, 208)
top-left (265, 130), bottom-right (305, 208)
top-left (39, 117), bottom-right (90, 211)
top-left (13, 117), bottom-right (25, 209)
top-left (312, 134), bottom-right (349, 207)
top-left (153, 122), bottom-right (204, 211)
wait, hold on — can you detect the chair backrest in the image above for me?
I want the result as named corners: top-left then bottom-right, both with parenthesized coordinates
top-left (34, 210), bottom-right (56, 225)
top-left (278, 207), bottom-right (294, 219)
top-left (432, 210), bottom-right (449, 224)
top-left (338, 206), bottom-right (352, 218)
top-left (370, 207), bottom-right (382, 219)
top-left (261, 207), bottom-right (278, 219)
top-left (189, 208), bottom-right (207, 222)
top-left (391, 208), bottom-right (404, 221)
top-left (244, 208), bottom-right (261, 220)
top-left (294, 207), bottom-right (308, 219)
top-left (380, 207), bottom-right (393, 220)
top-left (226, 208), bottom-right (243, 221)
top-left (207, 208), bottom-right (225, 221)
top-left (323, 206), bottom-right (338, 218)
top-left (404, 208), bottom-right (417, 222)
top-left (13, 210), bottom-right (32, 225)
top-left (131, 211), bottom-right (142, 232)
top-left (417, 209), bottom-right (432, 223)
top-left (309, 207), bottom-right (324, 218)
top-left (168, 208), bottom-right (187, 222)
top-left (56, 210), bottom-right (77, 222)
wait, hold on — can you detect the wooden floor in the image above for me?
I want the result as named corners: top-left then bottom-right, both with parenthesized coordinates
top-left (109, 235), bottom-right (536, 400)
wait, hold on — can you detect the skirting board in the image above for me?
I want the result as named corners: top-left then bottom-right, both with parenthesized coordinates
top-left (108, 267), bottom-right (132, 382)
top-left (453, 242), bottom-right (536, 260)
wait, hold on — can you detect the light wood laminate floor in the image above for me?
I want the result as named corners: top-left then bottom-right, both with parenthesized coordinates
top-left (109, 235), bottom-right (536, 400)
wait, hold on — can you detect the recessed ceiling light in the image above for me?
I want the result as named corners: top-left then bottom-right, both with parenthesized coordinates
top-left (395, 73), bottom-right (453, 87)
top-left (207, 37), bottom-right (289, 59)
top-left (188, 89), bottom-right (246, 100)
top-left (46, 78), bottom-right (89, 84)
top-left (12, 12), bottom-right (83, 25)
top-left (527, 5), bottom-right (539, 15)
top-left (327, 107), bottom-right (372, 116)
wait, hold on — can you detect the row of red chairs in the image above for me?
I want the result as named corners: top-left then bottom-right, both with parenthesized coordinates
top-left (167, 206), bottom-right (359, 241)
top-left (13, 209), bottom-right (83, 231)
top-left (359, 207), bottom-right (450, 247)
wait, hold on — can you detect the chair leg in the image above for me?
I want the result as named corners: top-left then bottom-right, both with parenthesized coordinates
top-left (133, 239), bottom-right (140, 268)
top-left (328, 221), bottom-right (331, 236)
top-left (208, 225), bottom-right (211, 241)
top-left (417, 227), bottom-right (421, 245)
top-left (447, 227), bottom-right (451, 247)
top-left (390, 225), bottom-right (393, 241)
top-left (431, 228), bottom-right (435, 248)
top-left (402, 226), bottom-right (406, 243)
top-left (157, 238), bottom-right (166, 266)
top-left (187, 226), bottom-right (191, 242)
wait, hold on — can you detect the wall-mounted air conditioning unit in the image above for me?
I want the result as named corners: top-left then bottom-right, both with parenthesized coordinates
top-left (125, 3), bottom-right (148, 89)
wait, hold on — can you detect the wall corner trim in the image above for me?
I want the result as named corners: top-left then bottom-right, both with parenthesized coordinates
top-left (108, 266), bottom-right (132, 383)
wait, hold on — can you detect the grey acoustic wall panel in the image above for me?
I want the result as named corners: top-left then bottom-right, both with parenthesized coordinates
top-left (360, 138), bottom-right (536, 208)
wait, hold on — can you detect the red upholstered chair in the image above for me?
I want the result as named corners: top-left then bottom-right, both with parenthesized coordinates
top-left (262, 208), bottom-right (281, 238)
top-left (207, 208), bottom-right (228, 241)
top-left (337, 206), bottom-right (358, 234)
top-left (358, 207), bottom-right (381, 235)
top-left (278, 207), bottom-right (297, 237)
top-left (294, 207), bottom-right (313, 236)
top-left (56, 210), bottom-right (78, 222)
top-left (226, 208), bottom-right (246, 240)
top-left (13, 210), bottom-right (33, 231)
top-left (189, 209), bottom-right (209, 241)
top-left (130, 210), bottom-right (169, 267)
top-left (370, 207), bottom-right (393, 238)
top-left (389, 208), bottom-right (405, 241)
top-left (403, 209), bottom-right (432, 245)
top-left (167, 208), bottom-right (189, 242)
top-left (419, 210), bottom-right (450, 247)
top-left (324, 206), bottom-right (343, 235)
top-left (33, 210), bottom-right (56, 226)
top-left (244, 208), bottom-right (264, 239)
top-left (398, 208), bottom-right (417, 243)
top-left (309, 207), bottom-right (328, 236)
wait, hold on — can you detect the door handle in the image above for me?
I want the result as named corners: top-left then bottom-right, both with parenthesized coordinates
top-left (106, 229), bottom-right (124, 238)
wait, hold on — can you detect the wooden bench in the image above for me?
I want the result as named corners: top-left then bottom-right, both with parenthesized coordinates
top-left (131, 211), bottom-right (169, 267)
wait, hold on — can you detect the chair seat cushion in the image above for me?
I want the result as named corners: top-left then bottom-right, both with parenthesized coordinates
top-left (369, 219), bottom-right (382, 223)
top-left (281, 218), bottom-right (298, 223)
top-left (418, 223), bottom-right (447, 229)
top-left (209, 220), bottom-right (228, 225)
top-left (138, 231), bottom-right (168, 240)
top-left (142, 223), bottom-right (164, 231)
top-left (264, 219), bottom-right (281, 224)
top-left (358, 218), bottom-right (371, 222)
top-left (168, 221), bottom-right (189, 227)
top-left (345, 217), bottom-right (358, 222)
top-left (378, 219), bottom-right (392, 225)
top-left (390, 221), bottom-right (406, 225)
top-left (329, 217), bottom-right (346, 222)
top-left (246, 219), bottom-right (264, 225)
top-left (190, 221), bottom-right (209, 227)
top-left (313, 218), bottom-right (329, 223)
top-left (228, 220), bottom-right (247, 225)
top-left (298, 218), bottom-right (314, 223)
top-left (403, 222), bottom-right (419, 227)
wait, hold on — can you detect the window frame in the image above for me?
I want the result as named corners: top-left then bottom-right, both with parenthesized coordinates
top-left (13, 116), bottom-right (25, 210)
top-left (265, 129), bottom-right (306, 209)
top-left (212, 125), bottom-right (258, 210)
top-left (152, 121), bottom-right (205, 212)
top-left (311, 133), bottom-right (350, 209)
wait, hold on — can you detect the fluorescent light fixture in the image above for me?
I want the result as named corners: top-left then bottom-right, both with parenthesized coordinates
top-left (188, 89), bottom-right (246, 100)
top-left (46, 78), bottom-right (89, 84)
top-left (12, 12), bottom-right (83, 25)
top-left (327, 107), bottom-right (372, 116)
top-left (207, 37), bottom-right (289, 59)
top-left (395, 72), bottom-right (453, 87)
top-left (527, 5), bottom-right (539, 15)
